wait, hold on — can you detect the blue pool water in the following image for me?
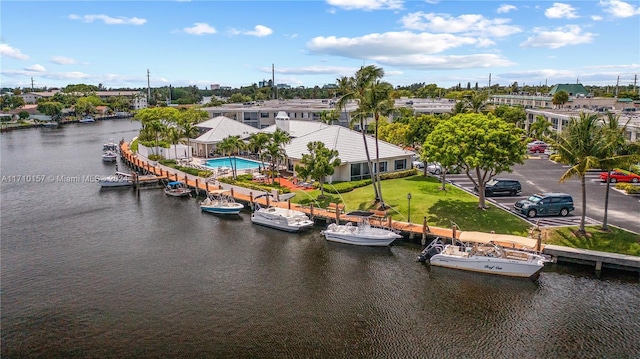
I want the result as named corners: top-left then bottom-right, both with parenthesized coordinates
top-left (205, 157), bottom-right (261, 170)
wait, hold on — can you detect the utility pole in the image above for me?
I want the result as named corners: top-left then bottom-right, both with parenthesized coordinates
top-left (272, 64), bottom-right (275, 100)
top-left (487, 73), bottom-right (491, 96)
top-left (615, 76), bottom-right (620, 97)
top-left (147, 69), bottom-right (151, 104)
top-left (31, 77), bottom-right (34, 92)
top-left (634, 74), bottom-right (638, 95)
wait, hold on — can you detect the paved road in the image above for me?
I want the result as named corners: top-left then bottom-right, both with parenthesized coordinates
top-left (441, 155), bottom-right (640, 234)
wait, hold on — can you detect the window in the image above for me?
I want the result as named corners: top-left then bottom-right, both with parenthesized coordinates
top-left (350, 162), bottom-right (372, 181)
top-left (394, 159), bottom-right (406, 171)
top-left (378, 161), bottom-right (387, 173)
top-left (260, 112), bottom-right (270, 118)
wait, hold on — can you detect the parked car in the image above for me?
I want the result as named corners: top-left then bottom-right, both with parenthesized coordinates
top-left (513, 193), bottom-right (574, 218)
top-left (412, 160), bottom-right (425, 169)
top-left (474, 179), bottom-right (522, 196)
top-left (528, 143), bottom-right (548, 153)
top-left (599, 170), bottom-right (640, 183)
top-left (527, 140), bottom-right (547, 148)
top-left (426, 162), bottom-right (460, 175)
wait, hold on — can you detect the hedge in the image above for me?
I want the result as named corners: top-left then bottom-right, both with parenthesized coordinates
top-left (615, 183), bottom-right (640, 194)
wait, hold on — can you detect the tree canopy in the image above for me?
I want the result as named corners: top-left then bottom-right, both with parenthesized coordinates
top-left (294, 141), bottom-right (341, 198)
top-left (422, 113), bottom-right (526, 208)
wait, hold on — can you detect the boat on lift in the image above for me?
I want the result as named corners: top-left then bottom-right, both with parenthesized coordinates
top-left (321, 211), bottom-right (401, 247)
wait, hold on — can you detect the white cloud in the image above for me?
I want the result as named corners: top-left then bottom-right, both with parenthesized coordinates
top-left (591, 15), bottom-right (604, 21)
top-left (308, 31), bottom-right (480, 58)
top-left (497, 4), bottom-right (516, 13)
top-left (25, 64), bottom-right (46, 72)
top-left (520, 25), bottom-right (595, 49)
top-left (228, 25), bottom-right (273, 37)
top-left (50, 56), bottom-right (77, 65)
top-left (68, 14), bottom-right (147, 25)
top-left (245, 25), bottom-right (273, 37)
top-left (266, 65), bottom-right (358, 75)
top-left (183, 22), bottom-right (217, 35)
top-left (326, 0), bottom-right (403, 11)
top-left (599, 0), bottom-right (640, 18)
top-left (545, 3), bottom-right (579, 19)
top-left (400, 12), bottom-right (521, 37)
top-left (372, 53), bottom-right (515, 69)
top-left (0, 44), bottom-right (29, 60)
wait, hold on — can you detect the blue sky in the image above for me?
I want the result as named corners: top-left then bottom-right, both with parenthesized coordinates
top-left (1, 0), bottom-right (639, 90)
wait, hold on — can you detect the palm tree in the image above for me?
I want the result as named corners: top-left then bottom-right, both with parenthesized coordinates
top-left (220, 135), bottom-right (244, 179)
top-left (147, 120), bottom-right (165, 155)
top-left (166, 127), bottom-right (182, 160)
top-left (318, 109), bottom-right (340, 125)
top-left (270, 128), bottom-right (291, 183)
top-left (363, 80), bottom-right (396, 209)
top-left (554, 112), bottom-right (605, 234)
top-left (529, 115), bottom-right (553, 141)
top-left (464, 92), bottom-right (488, 114)
top-left (247, 132), bottom-right (270, 170)
top-left (598, 111), bottom-right (632, 230)
top-left (336, 65), bottom-right (385, 206)
top-left (264, 142), bottom-right (286, 184)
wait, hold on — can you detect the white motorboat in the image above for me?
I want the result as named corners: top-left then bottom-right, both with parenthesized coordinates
top-left (103, 138), bottom-right (118, 152)
top-left (200, 189), bottom-right (244, 215)
top-left (79, 116), bottom-right (95, 123)
top-left (251, 201), bottom-right (314, 232)
top-left (321, 211), bottom-right (402, 247)
top-left (98, 172), bottom-right (133, 188)
top-left (102, 150), bottom-right (118, 162)
top-left (417, 231), bottom-right (551, 278)
top-left (164, 181), bottom-right (191, 197)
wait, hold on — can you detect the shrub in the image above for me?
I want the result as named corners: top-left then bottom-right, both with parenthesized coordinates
top-left (148, 154), bottom-right (164, 161)
top-left (549, 154), bottom-right (561, 162)
top-left (616, 183), bottom-right (640, 194)
top-left (159, 159), bottom-right (176, 166)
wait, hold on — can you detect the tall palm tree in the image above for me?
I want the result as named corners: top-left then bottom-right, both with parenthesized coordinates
top-left (247, 132), bottom-right (270, 170)
top-left (529, 115), bottom-right (553, 141)
top-left (336, 65), bottom-right (385, 206)
top-left (318, 109), bottom-right (340, 125)
top-left (218, 135), bottom-right (243, 179)
top-left (464, 92), bottom-right (488, 114)
top-left (270, 128), bottom-right (291, 183)
top-left (264, 142), bottom-right (286, 184)
top-left (554, 112), bottom-right (605, 234)
top-left (598, 111), bottom-right (632, 230)
top-left (166, 127), bottom-right (182, 160)
top-left (363, 80), bottom-right (396, 209)
top-left (147, 120), bottom-right (165, 155)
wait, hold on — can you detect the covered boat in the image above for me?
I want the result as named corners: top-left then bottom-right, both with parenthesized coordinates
top-left (200, 190), bottom-right (244, 215)
top-left (417, 231), bottom-right (551, 278)
top-left (164, 181), bottom-right (191, 197)
top-left (251, 199), bottom-right (314, 232)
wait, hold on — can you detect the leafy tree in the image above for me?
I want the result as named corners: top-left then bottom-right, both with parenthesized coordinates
top-left (553, 112), bottom-right (605, 234)
top-left (18, 111), bottom-right (29, 120)
top-left (495, 105), bottom-right (526, 128)
top-left (37, 101), bottom-right (63, 117)
top-left (228, 93), bottom-right (252, 103)
top-left (294, 141), bottom-right (342, 198)
top-left (552, 90), bottom-right (569, 109)
top-left (74, 95), bottom-right (102, 117)
top-left (423, 113), bottom-right (526, 208)
top-left (377, 120), bottom-right (409, 147)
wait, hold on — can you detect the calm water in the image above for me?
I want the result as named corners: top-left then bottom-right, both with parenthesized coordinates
top-left (1, 120), bottom-right (639, 358)
top-left (205, 157), bottom-right (261, 170)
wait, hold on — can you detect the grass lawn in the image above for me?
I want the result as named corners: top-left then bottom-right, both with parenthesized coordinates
top-left (289, 174), bottom-right (640, 256)
top-left (292, 175), bottom-right (532, 236)
top-left (544, 226), bottom-right (640, 256)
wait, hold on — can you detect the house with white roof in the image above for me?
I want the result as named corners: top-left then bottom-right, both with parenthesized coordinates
top-left (282, 124), bottom-right (415, 183)
top-left (191, 115), bottom-right (260, 157)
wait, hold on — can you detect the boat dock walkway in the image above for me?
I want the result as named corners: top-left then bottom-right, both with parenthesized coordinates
top-left (119, 141), bottom-right (639, 275)
top-left (119, 141), bottom-right (457, 242)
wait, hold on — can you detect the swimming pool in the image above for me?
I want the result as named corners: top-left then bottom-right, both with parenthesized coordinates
top-left (204, 157), bottom-right (262, 170)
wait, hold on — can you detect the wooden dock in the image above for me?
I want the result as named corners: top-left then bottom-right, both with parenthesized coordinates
top-left (119, 141), bottom-right (458, 243)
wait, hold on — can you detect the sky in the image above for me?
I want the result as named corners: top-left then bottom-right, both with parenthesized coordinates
top-left (1, 0), bottom-right (639, 91)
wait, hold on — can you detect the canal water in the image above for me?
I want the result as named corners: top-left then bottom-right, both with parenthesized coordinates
top-left (1, 120), bottom-right (639, 358)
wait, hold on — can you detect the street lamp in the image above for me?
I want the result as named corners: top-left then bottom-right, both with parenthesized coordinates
top-left (407, 193), bottom-right (412, 223)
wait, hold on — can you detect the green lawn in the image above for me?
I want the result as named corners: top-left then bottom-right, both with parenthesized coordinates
top-left (290, 174), bottom-right (640, 256)
top-left (292, 175), bottom-right (531, 236)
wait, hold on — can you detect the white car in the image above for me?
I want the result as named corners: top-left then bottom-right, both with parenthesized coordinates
top-left (412, 161), bottom-right (425, 169)
top-left (527, 140), bottom-right (547, 149)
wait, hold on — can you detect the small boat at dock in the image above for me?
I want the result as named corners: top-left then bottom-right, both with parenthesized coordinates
top-left (321, 211), bottom-right (401, 246)
top-left (200, 190), bottom-right (244, 215)
top-left (251, 195), bottom-right (314, 232)
top-left (98, 171), bottom-right (133, 188)
top-left (417, 231), bottom-right (551, 278)
top-left (164, 181), bottom-right (191, 197)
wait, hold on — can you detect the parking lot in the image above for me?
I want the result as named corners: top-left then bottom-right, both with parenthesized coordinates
top-left (434, 155), bottom-right (640, 234)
